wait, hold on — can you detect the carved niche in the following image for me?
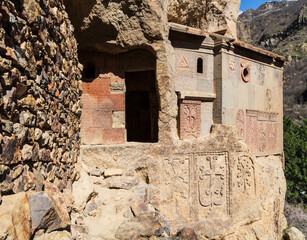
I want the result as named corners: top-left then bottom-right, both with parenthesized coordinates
top-left (179, 100), bottom-right (201, 139)
top-left (236, 109), bottom-right (245, 139)
top-left (195, 152), bottom-right (229, 218)
top-left (240, 59), bottom-right (251, 83)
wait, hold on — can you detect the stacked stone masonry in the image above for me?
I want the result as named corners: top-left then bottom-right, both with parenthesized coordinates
top-left (0, 0), bottom-right (82, 238)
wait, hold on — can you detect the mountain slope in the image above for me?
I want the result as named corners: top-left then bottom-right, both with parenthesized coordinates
top-left (238, 0), bottom-right (307, 125)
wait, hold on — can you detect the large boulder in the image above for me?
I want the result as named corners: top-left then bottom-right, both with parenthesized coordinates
top-left (0, 192), bottom-right (31, 240)
top-left (284, 227), bottom-right (305, 240)
top-left (29, 192), bottom-right (70, 233)
top-left (72, 169), bottom-right (95, 212)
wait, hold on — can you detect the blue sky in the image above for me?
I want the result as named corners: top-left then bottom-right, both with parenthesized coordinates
top-left (240, 0), bottom-right (270, 12)
top-left (239, 0), bottom-right (295, 13)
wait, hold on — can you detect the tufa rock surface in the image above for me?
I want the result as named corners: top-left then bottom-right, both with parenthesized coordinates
top-left (64, 0), bottom-right (240, 54)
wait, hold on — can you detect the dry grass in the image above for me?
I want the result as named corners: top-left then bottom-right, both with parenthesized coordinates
top-left (284, 202), bottom-right (307, 236)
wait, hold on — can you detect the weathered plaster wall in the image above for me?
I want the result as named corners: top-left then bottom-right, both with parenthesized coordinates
top-left (0, 0), bottom-right (82, 238)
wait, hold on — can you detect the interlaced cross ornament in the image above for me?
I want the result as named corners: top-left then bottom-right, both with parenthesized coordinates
top-left (198, 155), bottom-right (226, 208)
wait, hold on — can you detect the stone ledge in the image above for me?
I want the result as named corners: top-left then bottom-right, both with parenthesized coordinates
top-left (177, 91), bottom-right (216, 101)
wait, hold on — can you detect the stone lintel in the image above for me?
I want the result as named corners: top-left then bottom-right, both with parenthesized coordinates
top-left (169, 22), bottom-right (208, 37)
top-left (177, 91), bottom-right (216, 101)
top-left (169, 22), bottom-right (235, 42)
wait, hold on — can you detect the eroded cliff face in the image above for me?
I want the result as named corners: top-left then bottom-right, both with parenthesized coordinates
top-left (64, 0), bottom-right (169, 52)
top-left (64, 0), bottom-right (240, 53)
top-left (168, 0), bottom-right (240, 37)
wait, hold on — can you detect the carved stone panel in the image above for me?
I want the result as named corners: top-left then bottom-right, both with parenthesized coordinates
top-left (195, 152), bottom-right (229, 219)
top-left (229, 59), bottom-right (236, 71)
top-left (179, 100), bottom-right (201, 139)
top-left (235, 154), bottom-right (256, 196)
top-left (162, 155), bottom-right (192, 222)
top-left (246, 111), bottom-right (258, 150)
top-left (258, 120), bottom-right (267, 153)
top-left (258, 64), bottom-right (265, 86)
top-left (245, 110), bottom-right (278, 154)
top-left (267, 120), bottom-right (278, 153)
top-left (236, 109), bottom-right (245, 139)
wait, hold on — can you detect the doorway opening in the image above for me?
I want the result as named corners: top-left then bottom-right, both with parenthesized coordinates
top-left (125, 71), bottom-right (159, 142)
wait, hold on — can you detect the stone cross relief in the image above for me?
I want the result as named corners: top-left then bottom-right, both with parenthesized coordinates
top-left (180, 100), bottom-right (201, 139)
top-left (197, 154), bottom-right (226, 208)
top-left (164, 157), bottom-right (190, 200)
top-left (183, 104), bottom-right (198, 135)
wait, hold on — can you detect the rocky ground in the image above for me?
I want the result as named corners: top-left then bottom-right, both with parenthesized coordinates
top-left (238, 0), bottom-right (307, 125)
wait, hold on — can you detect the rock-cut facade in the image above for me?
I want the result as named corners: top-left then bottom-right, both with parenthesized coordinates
top-left (0, 0), bottom-right (289, 240)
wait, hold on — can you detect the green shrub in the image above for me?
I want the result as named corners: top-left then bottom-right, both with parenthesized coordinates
top-left (284, 116), bottom-right (307, 204)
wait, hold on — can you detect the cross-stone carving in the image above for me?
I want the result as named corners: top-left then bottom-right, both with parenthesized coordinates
top-left (179, 100), bottom-right (201, 139)
top-left (197, 153), bottom-right (227, 208)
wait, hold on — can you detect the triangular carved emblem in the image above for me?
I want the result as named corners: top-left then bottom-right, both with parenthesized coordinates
top-left (178, 57), bottom-right (190, 69)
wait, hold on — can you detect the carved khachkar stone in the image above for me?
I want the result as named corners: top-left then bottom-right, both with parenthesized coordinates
top-left (194, 152), bottom-right (229, 219)
top-left (161, 152), bottom-right (230, 223)
top-left (246, 110), bottom-right (258, 150)
top-left (162, 155), bottom-right (192, 222)
top-left (245, 110), bottom-right (278, 154)
top-left (179, 100), bottom-right (201, 139)
top-left (258, 64), bottom-right (265, 86)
